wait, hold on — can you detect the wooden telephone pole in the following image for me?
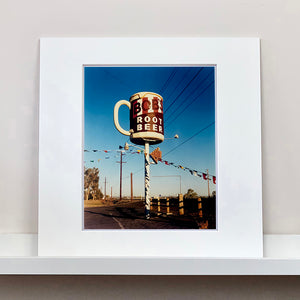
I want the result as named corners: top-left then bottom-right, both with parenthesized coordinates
top-left (104, 177), bottom-right (107, 200)
top-left (116, 151), bottom-right (126, 201)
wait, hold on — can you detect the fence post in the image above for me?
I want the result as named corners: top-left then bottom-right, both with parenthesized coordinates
top-left (166, 198), bottom-right (170, 215)
top-left (157, 196), bottom-right (161, 215)
top-left (179, 194), bottom-right (184, 215)
top-left (198, 197), bottom-right (203, 218)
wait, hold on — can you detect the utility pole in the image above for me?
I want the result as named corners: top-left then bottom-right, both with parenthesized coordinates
top-left (130, 172), bottom-right (133, 202)
top-left (116, 151), bottom-right (126, 201)
top-left (104, 177), bottom-right (107, 200)
top-left (179, 176), bottom-right (181, 194)
top-left (207, 169), bottom-right (210, 197)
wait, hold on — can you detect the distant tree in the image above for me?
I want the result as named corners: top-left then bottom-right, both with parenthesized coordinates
top-left (95, 189), bottom-right (104, 200)
top-left (84, 167), bottom-right (103, 200)
top-left (184, 188), bottom-right (198, 199)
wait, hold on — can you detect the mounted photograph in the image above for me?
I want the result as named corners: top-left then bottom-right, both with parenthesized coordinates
top-left (83, 66), bottom-right (216, 230)
top-left (39, 37), bottom-right (262, 257)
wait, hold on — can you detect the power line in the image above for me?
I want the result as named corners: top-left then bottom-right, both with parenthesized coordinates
top-left (104, 70), bottom-right (129, 89)
top-left (164, 70), bottom-right (210, 120)
top-left (122, 150), bottom-right (138, 163)
top-left (159, 68), bottom-right (176, 95)
top-left (164, 71), bottom-right (213, 126)
top-left (165, 79), bottom-right (214, 129)
top-left (164, 68), bottom-right (203, 114)
top-left (163, 121), bottom-right (215, 158)
top-left (162, 69), bottom-right (191, 108)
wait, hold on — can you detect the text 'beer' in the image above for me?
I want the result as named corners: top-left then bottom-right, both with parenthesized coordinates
top-left (130, 92), bottom-right (164, 145)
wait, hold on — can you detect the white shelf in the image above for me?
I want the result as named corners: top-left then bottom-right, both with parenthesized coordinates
top-left (1, 257), bottom-right (300, 275)
top-left (0, 234), bottom-right (299, 275)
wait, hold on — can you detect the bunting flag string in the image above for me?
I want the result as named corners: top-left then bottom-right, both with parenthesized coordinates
top-left (158, 158), bottom-right (216, 184)
top-left (84, 147), bottom-right (216, 184)
top-left (84, 160), bottom-right (100, 163)
top-left (84, 148), bottom-right (143, 155)
top-left (84, 149), bottom-right (116, 153)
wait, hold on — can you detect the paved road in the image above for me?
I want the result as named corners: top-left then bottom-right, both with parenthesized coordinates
top-left (84, 201), bottom-right (200, 229)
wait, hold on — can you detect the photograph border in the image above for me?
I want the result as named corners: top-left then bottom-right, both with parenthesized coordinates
top-left (39, 37), bottom-right (262, 257)
top-left (82, 64), bottom-right (218, 231)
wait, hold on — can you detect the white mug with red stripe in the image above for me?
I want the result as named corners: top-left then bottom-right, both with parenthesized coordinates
top-left (114, 92), bottom-right (164, 145)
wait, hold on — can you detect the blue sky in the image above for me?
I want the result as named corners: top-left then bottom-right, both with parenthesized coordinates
top-left (84, 66), bottom-right (215, 197)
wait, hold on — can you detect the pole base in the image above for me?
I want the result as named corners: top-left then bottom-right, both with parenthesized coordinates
top-left (145, 210), bottom-right (150, 220)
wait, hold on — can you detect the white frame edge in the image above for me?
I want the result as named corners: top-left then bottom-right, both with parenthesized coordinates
top-left (39, 37), bottom-right (262, 258)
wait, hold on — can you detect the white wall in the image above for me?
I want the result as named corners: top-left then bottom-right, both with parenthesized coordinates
top-left (1, 0), bottom-right (299, 235)
top-left (0, 0), bottom-right (299, 297)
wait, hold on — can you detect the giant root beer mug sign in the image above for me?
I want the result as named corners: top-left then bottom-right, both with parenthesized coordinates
top-left (113, 92), bottom-right (164, 145)
top-left (114, 91), bottom-right (164, 219)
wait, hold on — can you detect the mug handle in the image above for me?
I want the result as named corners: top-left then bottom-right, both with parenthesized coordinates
top-left (113, 100), bottom-right (131, 136)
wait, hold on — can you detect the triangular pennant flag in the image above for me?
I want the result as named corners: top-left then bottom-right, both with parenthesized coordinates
top-left (119, 145), bottom-right (123, 149)
top-left (164, 161), bottom-right (169, 165)
top-left (92, 150), bottom-right (98, 152)
top-left (203, 173), bottom-right (208, 180)
top-left (84, 150), bottom-right (88, 152)
top-left (213, 176), bottom-right (216, 184)
top-left (90, 160), bottom-right (94, 163)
